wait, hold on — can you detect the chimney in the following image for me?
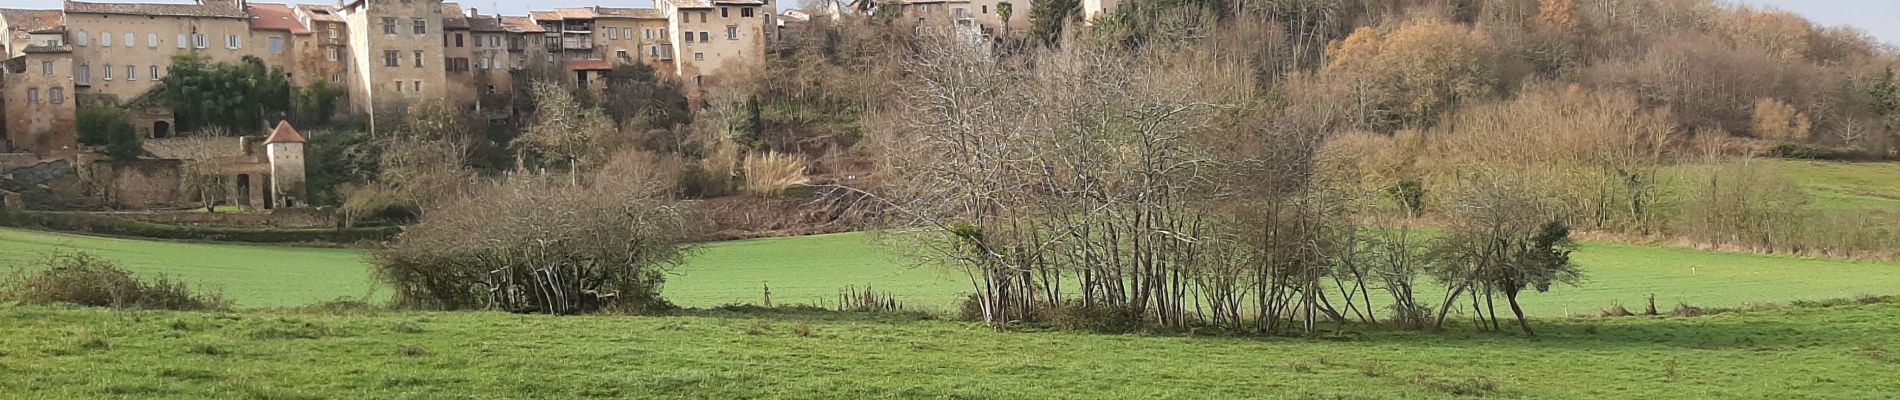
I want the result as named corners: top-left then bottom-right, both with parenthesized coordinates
top-left (467, 7), bottom-right (477, 18)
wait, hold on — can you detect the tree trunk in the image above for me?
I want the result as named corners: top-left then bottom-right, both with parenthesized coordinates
top-left (1507, 288), bottom-right (1533, 337)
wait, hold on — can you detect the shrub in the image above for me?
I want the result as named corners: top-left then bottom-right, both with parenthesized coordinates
top-left (0, 252), bottom-right (228, 310)
top-left (1045, 300), bottom-right (1146, 333)
top-left (1596, 303), bottom-right (1633, 318)
top-left (1752, 97), bottom-right (1812, 142)
top-left (741, 151), bottom-right (811, 197)
top-left (76, 107), bottom-right (141, 160)
top-left (1769, 143), bottom-right (1858, 160)
top-left (374, 154), bottom-right (693, 314)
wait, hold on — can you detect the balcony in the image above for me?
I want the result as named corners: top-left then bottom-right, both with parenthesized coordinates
top-left (561, 38), bottom-right (593, 50)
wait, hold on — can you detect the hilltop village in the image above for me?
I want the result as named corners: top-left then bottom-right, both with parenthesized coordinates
top-left (0, 0), bottom-right (1049, 211)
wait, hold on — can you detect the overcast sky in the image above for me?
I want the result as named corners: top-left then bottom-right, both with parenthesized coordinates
top-left (0, 0), bottom-right (1892, 46)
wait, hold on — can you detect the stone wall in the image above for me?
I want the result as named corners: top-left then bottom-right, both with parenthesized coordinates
top-left (103, 159), bottom-right (186, 209)
top-left (0, 159), bottom-right (103, 210)
top-left (102, 207), bottom-right (337, 228)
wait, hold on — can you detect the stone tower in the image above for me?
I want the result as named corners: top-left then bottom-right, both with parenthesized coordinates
top-left (264, 120), bottom-right (308, 208)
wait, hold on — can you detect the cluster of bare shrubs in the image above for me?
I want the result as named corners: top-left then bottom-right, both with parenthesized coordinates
top-left (367, 83), bottom-right (707, 314)
top-left (0, 252), bottom-right (229, 310)
top-left (852, 20), bottom-right (1592, 336)
top-left (838, 0), bottom-right (1900, 335)
top-left (374, 150), bottom-right (693, 314)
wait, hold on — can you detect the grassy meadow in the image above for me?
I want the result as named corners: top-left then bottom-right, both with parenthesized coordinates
top-left (1770, 160), bottom-right (1900, 210)
top-left (0, 229), bottom-right (374, 308)
top-left (1, 301), bottom-right (1897, 399)
top-left (2, 227), bottom-right (1898, 317)
top-left (0, 161), bottom-right (1897, 399)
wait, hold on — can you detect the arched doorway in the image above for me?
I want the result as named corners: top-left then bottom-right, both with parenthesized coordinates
top-left (153, 121), bottom-right (171, 138)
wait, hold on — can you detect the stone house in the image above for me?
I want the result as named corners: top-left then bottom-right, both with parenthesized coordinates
top-left (662, 0), bottom-right (772, 97)
top-left (340, 0), bottom-right (448, 128)
top-left (2, 40), bottom-right (78, 158)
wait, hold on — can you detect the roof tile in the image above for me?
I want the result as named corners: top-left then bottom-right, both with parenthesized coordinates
top-left (265, 121), bottom-right (306, 144)
top-left (246, 3), bottom-right (310, 34)
top-left (500, 15), bottom-right (544, 33)
top-left (63, 0), bottom-right (246, 19)
top-left (0, 9), bottom-right (64, 34)
top-left (440, 3), bottom-right (469, 29)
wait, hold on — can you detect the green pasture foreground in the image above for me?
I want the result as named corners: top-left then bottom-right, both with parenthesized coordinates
top-left (3, 228), bottom-right (1899, 316)
top-left (1, 302), bottom-right (1897, 399)
top-left (0, 228), bottom-right (375, 307)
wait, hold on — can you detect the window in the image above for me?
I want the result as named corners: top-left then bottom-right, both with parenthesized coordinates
top-left (177, 34), bottom-right (187, 48)
top-left (681, 31), bottom-right (691, 45)
top-left (455, 33), bottom-right (464, 47)
top-left (227, 34), bottom-right (242, 49)
top-left (77, 64), bottom-right (90, 83)
top-left (727, 25), bottom-right (737, 40)
top-left (126, 65), bottom-right (136, 81)
top-left (193, 33), bottom-right (208, 49)
top-left (329, 47), bottom-right (340, 61)
top-left (331, 73), bottom-right (342, 83)
top-left (414, 50), bottom-right (425, 67)
top-left (982, 5), bottom-right (988, 13)
top-left (413, 18), bottom-right (428, 35)
top-left (701, 11), bottom-right (709, 23)
top-left (40, 61), bottom-right (52, 75)
top-left (660, 28), bottom-right (666, 37)
top-left (148, 33), bottom-right (158, 47)
top-left (151, 65), bottom-right (161, 79)
top-left (49, 88), bottom-right (63, 104)
top-left (743, 7), bottom-right (754, 17)
top-left (101, 31), bottom-right (111, 47)
top-left (329, 27), bottom-right (338, 39)
top-left (699, 32), bottom-right (709, 42)
top-left (25, 88), bottom-right (37, 104)
top-left (384, 50), bottom-right (399, 67)
top-left (616, 50), bottom-right (628, 61)
top-left (644, 28), bottom-right (652, 39)
top-left (395, 80), bottom-right (403, 92)
top-left (694, 52), bottom-right (703, 61)
top-left (623, 28), bottom-right (632, 40)
top-left (650, 46), bottom-right (658, 56)
top-left (384, 17), bottom-right (398, 34)
top-left (413, 81), bottom-right (421, 92)
top-left (103, 64), bottom-right (113, 80)
top-left (124, 33), bottom-right (133, 47)
top-left (723, 7), bottom-right (731, 18)
top-left (607, 28), bottom-right (618, 40)
top-left (76, 31), bottom-right (88, 46)
top-left (269, 36), bottom-right (283, 53)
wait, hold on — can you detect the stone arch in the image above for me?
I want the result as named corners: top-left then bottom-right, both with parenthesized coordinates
top-left (153, 121), bottom-right (171, 139)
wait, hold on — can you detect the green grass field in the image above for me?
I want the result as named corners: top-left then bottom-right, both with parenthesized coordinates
top-left (1770, 160), bottom-right (1900, 210)
top-left (1, 301), bottom-right (1896, 399)
top-left (3, 228), bottom-right (1897, 317)
top-left (0, 229), bottom-right (375, 307)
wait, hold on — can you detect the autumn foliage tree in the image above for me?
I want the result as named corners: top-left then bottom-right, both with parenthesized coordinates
top-left (1323, 19), bottom-right (1501, 131)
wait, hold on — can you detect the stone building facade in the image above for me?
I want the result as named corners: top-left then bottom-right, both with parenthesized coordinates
top-left (0, 0), bottom-right (771, 164)
top-left (663, 0), bottom-right (772, 96)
